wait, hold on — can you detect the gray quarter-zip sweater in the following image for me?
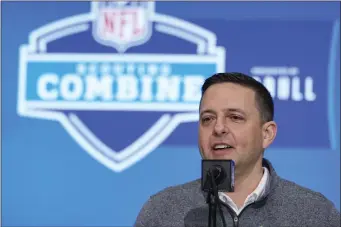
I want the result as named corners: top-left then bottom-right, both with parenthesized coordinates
top-left (134, 159), bottom-right (340, 227)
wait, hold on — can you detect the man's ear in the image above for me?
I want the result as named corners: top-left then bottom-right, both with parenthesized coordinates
top-left (262, 121), bottom-right (277, 149)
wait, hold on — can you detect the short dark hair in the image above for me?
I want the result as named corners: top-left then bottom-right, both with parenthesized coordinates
top-left (200, 72), bottom-right (274, 123)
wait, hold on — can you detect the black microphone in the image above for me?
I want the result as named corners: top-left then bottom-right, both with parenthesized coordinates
top-left (201, 160), bottom-right (234, 227)
top-left (201, 160), bottom-right (235, 192)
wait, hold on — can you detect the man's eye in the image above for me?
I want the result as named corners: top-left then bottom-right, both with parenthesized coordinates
top-left (202, 117), bottom-right (212, 123)
top-left (230, 115), bottom-right (243, 121)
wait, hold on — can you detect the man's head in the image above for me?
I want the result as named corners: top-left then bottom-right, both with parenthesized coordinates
top-left (198, 72), bottom-right (277, 173)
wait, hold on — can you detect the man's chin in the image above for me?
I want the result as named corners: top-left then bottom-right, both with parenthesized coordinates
top-left (204, 154), bottom-right (235, 161)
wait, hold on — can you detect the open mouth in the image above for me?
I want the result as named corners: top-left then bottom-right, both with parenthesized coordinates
top-left (212, 144), bottom-right (234, 152)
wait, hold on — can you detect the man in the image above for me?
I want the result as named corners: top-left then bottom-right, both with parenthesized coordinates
top-left (134, 72), bottom-right (340, 227)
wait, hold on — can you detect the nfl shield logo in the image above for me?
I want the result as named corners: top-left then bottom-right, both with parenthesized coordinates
top-left (91, 1), bottom-right (154, 52)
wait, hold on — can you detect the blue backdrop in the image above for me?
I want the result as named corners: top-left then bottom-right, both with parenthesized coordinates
top-left (2, 1), bottom-right (340, 226)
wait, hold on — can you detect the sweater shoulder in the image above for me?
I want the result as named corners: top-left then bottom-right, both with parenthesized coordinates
top-left (272, 177), bottom-right (339, 215)
top-left (134, 179), bottom-right (204, 227)
top-left (277, 177), bottom-right (333, 203)
top-left (149, 179), bottom-right (203, 204)
top-left (269, 178), bottom-right (340, 226)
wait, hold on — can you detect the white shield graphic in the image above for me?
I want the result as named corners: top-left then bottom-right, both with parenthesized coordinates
top-left (91, 1), bottom-right (154, 53)
top-left (17, 2), bottom-right (226, 173)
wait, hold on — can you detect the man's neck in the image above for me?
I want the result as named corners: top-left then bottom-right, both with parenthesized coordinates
top-left (225, 159), bottom-right (264, 208)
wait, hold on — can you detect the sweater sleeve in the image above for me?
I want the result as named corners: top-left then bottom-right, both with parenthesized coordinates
top-left (133, 196), bottom-right (161, 227)
top-left (327, 203), bottom-right (341, 227)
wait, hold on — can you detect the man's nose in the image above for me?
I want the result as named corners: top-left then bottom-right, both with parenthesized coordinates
top-left (213, 118), bottom-right (228, 136)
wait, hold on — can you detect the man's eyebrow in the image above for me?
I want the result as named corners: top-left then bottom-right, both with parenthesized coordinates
top-left (199, 108), bottom-right (247, 116)
top-left (226, 108), bottom-right (246, 115)
top-left (199, 109), bottom-right (215, 117)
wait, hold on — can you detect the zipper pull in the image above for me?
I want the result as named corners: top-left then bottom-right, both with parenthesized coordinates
top-left (233, 216), bottom-right (239, 227)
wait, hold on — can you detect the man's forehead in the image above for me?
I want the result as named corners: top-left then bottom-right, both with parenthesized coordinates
top-left (200, 83), bottom-right (256, 107)
top-left (202, 83), bottom-right (255, 102)
top-left (204, 82), bottom-right (255, 95)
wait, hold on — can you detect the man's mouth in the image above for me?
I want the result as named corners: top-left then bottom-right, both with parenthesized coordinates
top-left (212, 144), bottom-right (234, 151)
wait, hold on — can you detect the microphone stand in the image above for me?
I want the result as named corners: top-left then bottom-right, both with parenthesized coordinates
top-left (206, 170), bottom-right (227, 227)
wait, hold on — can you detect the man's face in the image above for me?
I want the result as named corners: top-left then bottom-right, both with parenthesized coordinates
top-left (198, 82), bottom-right (276, 170)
